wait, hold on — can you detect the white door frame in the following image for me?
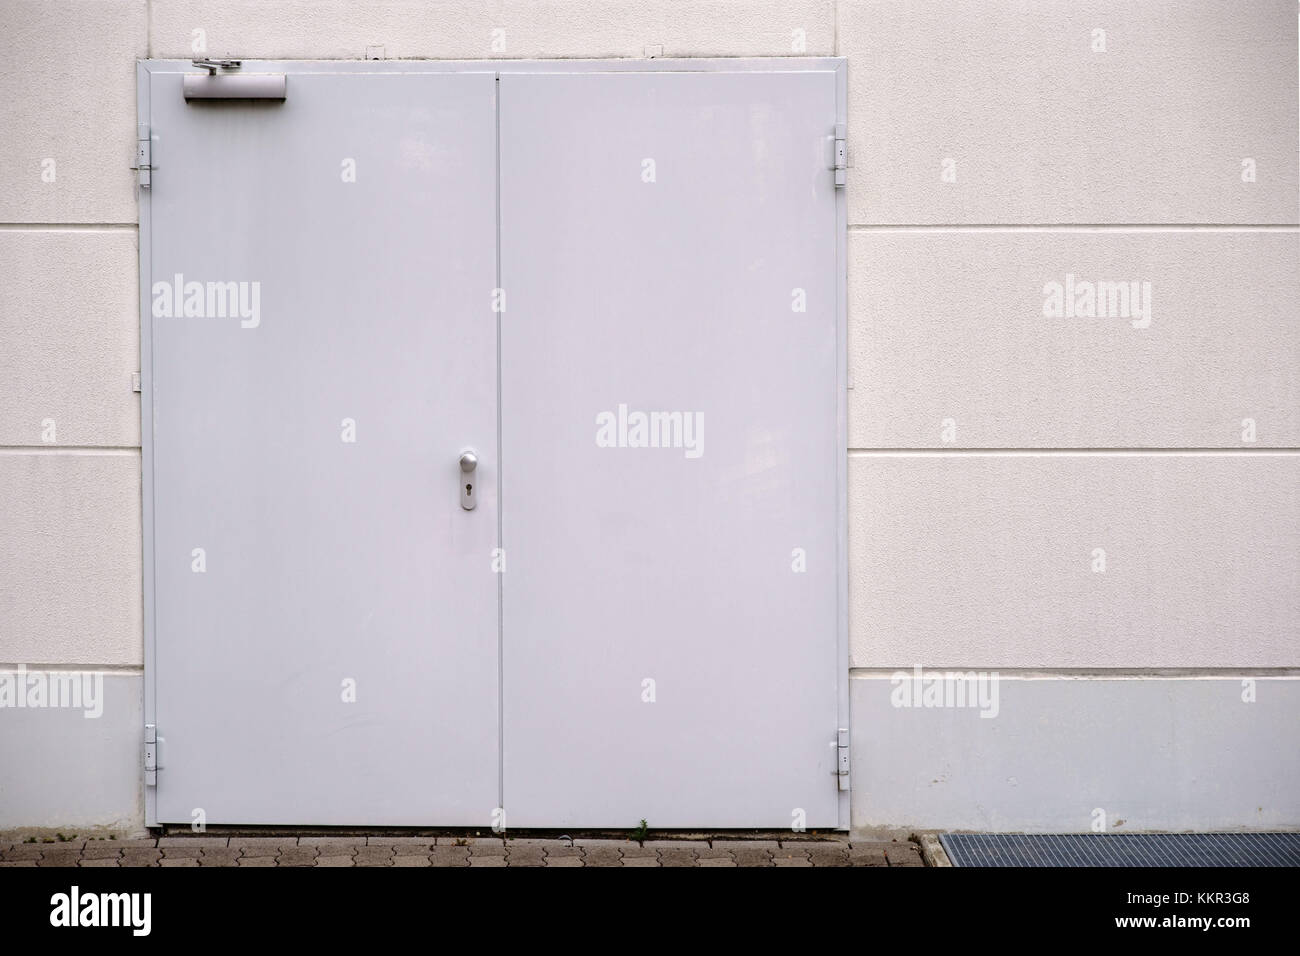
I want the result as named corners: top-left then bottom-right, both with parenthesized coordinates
top-left (138, 57), bottom-right (849, 830)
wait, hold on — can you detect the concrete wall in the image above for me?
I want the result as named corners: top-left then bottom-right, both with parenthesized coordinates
top-left (1, 0), bottom-right (1296, 832)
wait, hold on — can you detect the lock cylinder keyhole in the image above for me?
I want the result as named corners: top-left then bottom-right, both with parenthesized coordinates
top-left (459, 451), bottom-right (478, 511)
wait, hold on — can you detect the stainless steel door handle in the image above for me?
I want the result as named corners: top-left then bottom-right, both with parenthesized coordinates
top-left (459, 451), bottom-right (477, 511)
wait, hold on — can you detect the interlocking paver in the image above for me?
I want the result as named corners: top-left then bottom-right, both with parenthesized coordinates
top-left (807, 845), bottom-right (850, 866)
top-left (159, 858), bottom-right (199, 867)
top-left (200, 848), bottom-right (241, 867)
top-left (696, 846), bottom-right (734, 861)
top-left (314, 855), bottom-right (356, 867)
top-left (698, 857), bottom-right (736, 867)
top-left (657, 848), bottom-right (697, 867)
top-left (298, 836), bottom-right (361, 847)
top-left (160, 846), bottom-right (204, 859)
top-left (354, 847), bottom-right (394, 867)
top-left (236, 856), bottom-right (276, 866)
top-left (159, 836), bottom-right (227, 847)
top-left (785, 841), bottom-right (851, 867)
top-left (619, 844), bottom-right (657, 859)
top-left (119, 849), bottom-right (161, 867)
top-left (81, 844), bottom-right (122, 861)
top-left (277, 847), bottom-right (318, 867)
top-left (848, 845), bottom-right (889, 866)
top-left (885, 844), bottom-right (924, 867)
top-left (717, 840), bottom-right (778, 863)
top-left (230, 838), bottom-right (295, 857)
top-left (0, 861), bottom-right (39, 867)
top-left (505, 842), bottom-right (546, 867)
top-left (0, 846), bottom-right (44, 862)
top-left (615, 844), bottom-right (659, 867)
top-left (391, 843), bottom-right (435, 856)
top-left (311, 844), bottom-right (361, 860)
top-left (771, 844), bottom-right (812, 861)
top-left (544, 845), bottom-right (583, 861)
top-left (78, 859), bottom-right (120, 868)
top-left (645, 839), bottom-right (708, 867)
top-left (468, 855), bottom-right (506, 867)
top-left (430, 847), bottom-right (469, 867)
top-left (36, 847), bottom-right (82, 866)
top-left (467, 840), bottom-right (506, 862)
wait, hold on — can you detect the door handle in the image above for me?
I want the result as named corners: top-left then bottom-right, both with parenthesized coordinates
top-left (459, 451), bottom-right (478, 511)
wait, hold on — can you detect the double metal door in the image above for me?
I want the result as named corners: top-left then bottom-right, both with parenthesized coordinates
top-left (141, 60), bottom-right (846, 829)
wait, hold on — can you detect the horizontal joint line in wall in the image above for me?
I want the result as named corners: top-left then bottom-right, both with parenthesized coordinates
top-left (4, 226), bottom-right (1293, 235)
top-left (848, 223), bottom-right (1300, 232)
top-left (0, 446), bottom-right (140, 455)
top-left (847, 448), bottom-right (1300, 457)
top-left (0, 664), bottom-right (142, 673)
top-left (0, 223), bottom-right (138, 231)
top-left (849, 668), bottom-right (1300, 679)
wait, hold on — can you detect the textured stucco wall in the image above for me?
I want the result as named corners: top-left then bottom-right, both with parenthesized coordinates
top-left (0, 0), bottom-right (1296, 831)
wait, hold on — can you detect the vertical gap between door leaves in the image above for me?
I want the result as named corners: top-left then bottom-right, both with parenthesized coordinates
top-left (494, 73), bottom-right (505, 815)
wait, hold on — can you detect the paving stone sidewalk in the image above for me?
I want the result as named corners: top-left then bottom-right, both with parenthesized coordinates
top-left (0, 835), bottom-right (925, 868)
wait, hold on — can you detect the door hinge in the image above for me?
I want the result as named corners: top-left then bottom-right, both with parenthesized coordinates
top-left (131, 371), bottom-right (141, 393)
top-left (144, 723), bottom-right (158, 785)
top-left (836, 727), bottom-right (850, 790)
top-left (132, 125), bottom-right (153, 189)
top-left (832, 124), bottom-right (847, 188)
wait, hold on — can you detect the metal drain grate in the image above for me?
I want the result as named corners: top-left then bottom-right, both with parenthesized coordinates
top-left (939, 832), bottom-right (1300, 867)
